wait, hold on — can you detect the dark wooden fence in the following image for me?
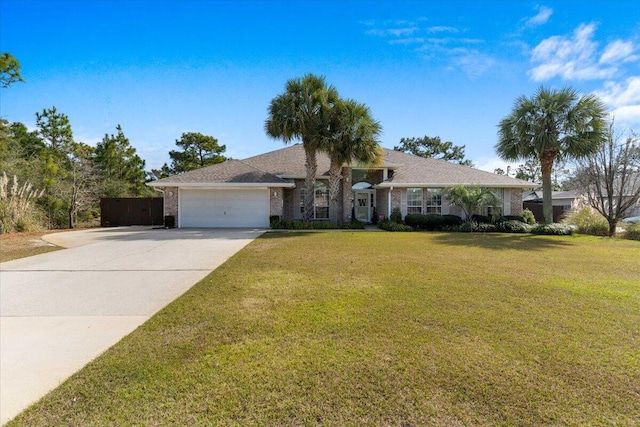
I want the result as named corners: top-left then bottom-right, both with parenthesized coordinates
top-left (523, 202), bottom-right (568, 223)
top-left (100, 198), bottom-right (163, 227)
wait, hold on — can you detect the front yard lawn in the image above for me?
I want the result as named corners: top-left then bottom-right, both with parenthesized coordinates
top-left (9, 232), bottom-right (640, 426)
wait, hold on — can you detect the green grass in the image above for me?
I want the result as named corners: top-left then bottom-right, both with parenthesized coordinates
top-left (9, 232), bottom-right (640, 426)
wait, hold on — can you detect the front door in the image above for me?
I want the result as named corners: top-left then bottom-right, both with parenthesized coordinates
top-left (354, 190), bottom-right (375, 222)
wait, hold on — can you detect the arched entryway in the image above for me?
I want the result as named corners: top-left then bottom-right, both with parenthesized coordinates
top-left (352, 182), bottom-right (376, 222)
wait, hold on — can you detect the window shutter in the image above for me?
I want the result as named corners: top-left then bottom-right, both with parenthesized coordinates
top-left (442, 194), bottom-right (450, 215)
top-left (503, 189), bottom-right (511, 215)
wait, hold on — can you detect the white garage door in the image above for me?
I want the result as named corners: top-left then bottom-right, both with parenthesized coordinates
top-left (180, 188), bottom-right (270, 228)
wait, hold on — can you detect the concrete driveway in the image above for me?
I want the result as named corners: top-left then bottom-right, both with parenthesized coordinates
top-left (0, 227), bottom-right (264, 425)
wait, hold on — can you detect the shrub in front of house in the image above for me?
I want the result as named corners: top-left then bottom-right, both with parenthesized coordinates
top-left (562, 206), bottom-right (609, 236)
top-left (442, 214), bottom-right (463, 227)
top-left (496, 220), bottom-right (532, 233)
top-left (521, 208), bottom-right (536, 225)
top-left (451, 221), bottom-right (496, 233)
top-left (471, 214), bottom-right (492, 224)
top-left (390, 207), bottom-right (403, 223)
top-left (531, 223), bottom-right (573, 235)
top-left (379, 220), bottom-right (413, 232)
top-left (474, 222), bottom-right (498, 232)
top-left (496, 215), bottom-right (526, 223)
top-left (404, 213), bottom-right (444, 231)
top-left (624, 222), bottom-right (640, 240)
top-left (270, 219), bottom-right (365, 230)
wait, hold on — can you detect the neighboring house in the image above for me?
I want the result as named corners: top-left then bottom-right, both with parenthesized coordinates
top-left (522, 190), bottom-right (579, 223)
top-left (523, 187), bottom-right (640, 223)
top-left (148, 144), bottom-right (537, 228)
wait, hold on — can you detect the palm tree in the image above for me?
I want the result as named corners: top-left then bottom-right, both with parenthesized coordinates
top-left (265, 74), bottom-right (339, 221)
top-left (497, 86), bottom-right (607, 223)
top-left (324, 99), bottom-right (382, 224)
top-left (446, 185), bottom-right (499, 221)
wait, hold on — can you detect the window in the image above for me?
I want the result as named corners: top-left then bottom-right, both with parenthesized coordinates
top-left (300, 182), bottom-right (329, 219)
top-left (485, 189), bottom-right (503, 217)
top-left (407, 188), bottom-right (422, 214)
top-left (426, 189), bottom-right (442, 214)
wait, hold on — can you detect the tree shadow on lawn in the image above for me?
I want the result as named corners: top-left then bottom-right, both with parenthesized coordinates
top-left (430, 232), bottom-right (574, 251)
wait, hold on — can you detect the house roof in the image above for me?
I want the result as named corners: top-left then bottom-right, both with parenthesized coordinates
top-left (149, 144), bottom-right (537, 189)
top-left (147, 159), bottom-right (295, 187)
top-left (522, 190), bottom-right (579, 202)
top-left (375, 149), bottom-right (536, 188)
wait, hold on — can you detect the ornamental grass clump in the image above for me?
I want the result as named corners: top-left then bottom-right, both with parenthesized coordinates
top-left (0, 172), bottom-right (45, 233)
top-left (562, 206), bottom-right (609, 236)
top-left (623, 222), bottom-right (640, 240)
top-left (521, 208), bottom-right (536, 225)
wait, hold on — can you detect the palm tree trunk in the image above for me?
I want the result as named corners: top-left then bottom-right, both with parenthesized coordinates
top-left (328, 162), bottom-right (342, 224)
top-left (540, 151), bottom-right (555, 224)
top-left (303, 146), bottom-right (316, 221)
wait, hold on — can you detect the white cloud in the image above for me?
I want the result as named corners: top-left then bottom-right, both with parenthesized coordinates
top-left (365, 26), bottom-right (418, 37)
top-left (525, 6), bottom-right (553, 27)
top-left (596, 77), bottom-right (640, 107)
top-left (528, 23), bottom-right (638, 81)
top-left (475, 157), bottom-right (519, 174)
top-left (453, 50), bottom-right (495, 78)
top-left (595, 77), bottom-right (640, 129)
top-left (599, 40), bottom-right (638, 64)
top-left (612, 105), bottom-right (640, 125)
top-left (427, 26), bottom-right (458, 34)
top-left (389, 37), bottom-right (425, 45)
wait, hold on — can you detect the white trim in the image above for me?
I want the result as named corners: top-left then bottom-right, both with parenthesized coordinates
top-left (277, 175), bottom-right (330, 180)
top-left (375, 182), bottom-right (537, 189)
top-left (148, 182), bottom-right (295, 188)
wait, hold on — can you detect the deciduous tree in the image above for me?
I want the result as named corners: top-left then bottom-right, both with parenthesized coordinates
top-left (572, 124), bottom-right (640, 236)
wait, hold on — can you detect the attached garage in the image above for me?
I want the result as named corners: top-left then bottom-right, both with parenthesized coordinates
top-left (180, 188), bottom-right (270, 228)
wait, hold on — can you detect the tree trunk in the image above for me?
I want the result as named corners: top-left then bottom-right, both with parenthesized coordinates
top-left (303, 146), bottom-right (317, 221)
top-left (540, 151), bottom-right (556, 224)
top-left (608, 220), bottom-right (617, 237)
top-left (328, 162), bottom-right (342, 224)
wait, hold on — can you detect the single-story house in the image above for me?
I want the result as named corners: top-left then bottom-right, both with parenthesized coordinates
top-left (148, 144), bottom-right (537, 228)
top-left (522, 190), bottom-right (579, 223)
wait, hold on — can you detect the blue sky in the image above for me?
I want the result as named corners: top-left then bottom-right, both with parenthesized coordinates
top-left (2, 0), bottom-right (639, 172)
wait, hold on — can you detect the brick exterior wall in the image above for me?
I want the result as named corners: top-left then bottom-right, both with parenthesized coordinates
top-left (269, 187), bottom-right (284, 217)
top-left (510, 189), bottom-right (523, 214)
top-left (163, 187), bottom-right (178, 217)
top-left (376, 188), bottom-right (389, 221)
top-left (282, 188), bottom-right (295, 219)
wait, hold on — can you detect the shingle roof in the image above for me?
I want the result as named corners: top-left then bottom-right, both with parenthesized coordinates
top-left (147, 159), bottom-right (293, 187)
top-left (377, 149), bottom-right (536, 188)
top-left (149, 144), bottom-right (537, 189)
top-left (243, 144), bottom-right (331, 177)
